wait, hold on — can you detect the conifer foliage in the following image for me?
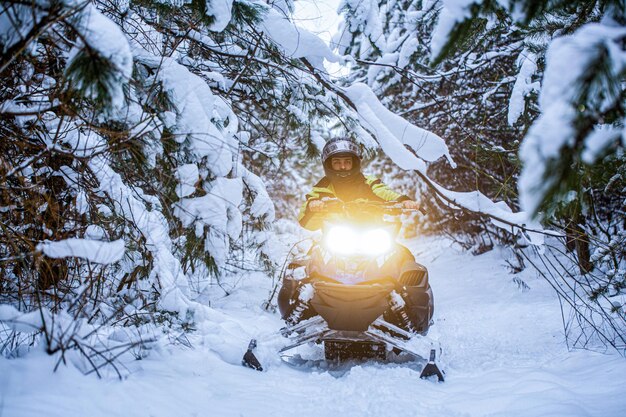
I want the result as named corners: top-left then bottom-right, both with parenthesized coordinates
top-left (0, 0), bottom-right (624, 368)
top-left (0, 0), bottom-right (349, 369)
top-left (335, 0), bottom-right (528, 244)
top-left (336, 0), bottom-right (626, 351)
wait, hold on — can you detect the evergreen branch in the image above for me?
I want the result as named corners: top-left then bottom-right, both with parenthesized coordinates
top-left (0, 2), bottom-right (86, 74)
top-left (298, 57), bottom-right (356, 110)
top-left (226, 33), bottom-right (261, 97)
top-left (413, 169), bottom-right (558, 238)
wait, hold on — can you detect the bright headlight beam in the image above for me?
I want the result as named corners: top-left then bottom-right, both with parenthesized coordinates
top-left (361, 229), bottom-right (392, 255)
top-left (325, 225), bottom-right (357, 255)
top-left (325, 226), bottom-right (392, 256)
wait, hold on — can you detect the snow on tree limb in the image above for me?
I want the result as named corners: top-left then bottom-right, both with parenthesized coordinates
top-left (173, 178), bottom-right (244, 267)
top-left (338, 0), bottom-right (386, 55)
top-left (341, 82), bottom-right (551, 242)
top-left (428, 179), bottom-right (551, 245)
top-left (259, 1), bottom-right (345, 70)
top-left (508, 50), bottom-right (539, 126)
top-left (175, 164), bottom-right (200, 198)
top-left (238, 163), bottom-right (276, 222)
top-left (344, 82), bottom-right (455, 168)
top-left (65, 4), bottom-right (133, 109)
top-left (430, 0), bottom-right (475, 61)
top-left (37, 239), bottom-right (126, 264)
top-left (136, 54), bottom-right (235, 177)
top-left (207, 0), bottom-right (234, 32)
top-left (519, 22), bottom-right (626, 216)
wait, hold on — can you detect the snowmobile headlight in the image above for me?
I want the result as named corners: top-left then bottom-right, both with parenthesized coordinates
top-left (325, 226), bottom-right (393, 256)
top-left (325, 225), bottom-right (358, 255)
top-left (361, 229), bottom-right (393, 255)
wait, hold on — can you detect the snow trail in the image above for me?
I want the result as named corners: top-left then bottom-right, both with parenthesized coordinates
top-left (1, 237), bottom-right (625, 417)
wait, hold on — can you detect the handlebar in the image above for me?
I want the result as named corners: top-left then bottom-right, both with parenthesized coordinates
top-left (314, 198), bottom-right (426, 216)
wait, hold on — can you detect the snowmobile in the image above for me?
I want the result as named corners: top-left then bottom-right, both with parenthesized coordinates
top-left (242, 200), bottom-right (444, 381)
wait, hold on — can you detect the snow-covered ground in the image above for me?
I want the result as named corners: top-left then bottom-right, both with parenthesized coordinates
top-left (1, 237), bottom-right (625, 417)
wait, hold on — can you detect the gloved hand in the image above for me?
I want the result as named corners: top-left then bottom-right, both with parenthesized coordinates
top-left (401, 200), bottom-right (421, 210)
top-left (308, 200), bottom-right (325, 212)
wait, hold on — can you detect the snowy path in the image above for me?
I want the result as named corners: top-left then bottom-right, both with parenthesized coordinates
top-left (2, 237), bottom-right (625, 417)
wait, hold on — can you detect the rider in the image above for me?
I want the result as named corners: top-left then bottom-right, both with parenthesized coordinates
top-left (281, 138), bottom-right (433, 334)
top-left (298, 138), bottom-right (421, 230)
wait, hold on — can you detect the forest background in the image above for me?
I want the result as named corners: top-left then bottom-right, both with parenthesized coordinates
top-left (0, 0), bottom-right (624, 374)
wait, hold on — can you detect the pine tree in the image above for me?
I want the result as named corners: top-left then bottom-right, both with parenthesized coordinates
top-left (336, 0), bottom-right (626, 351)
top-left (0, 0), bottom-right (357, 365)
top-left (335, 0), bottom-right (527, 248)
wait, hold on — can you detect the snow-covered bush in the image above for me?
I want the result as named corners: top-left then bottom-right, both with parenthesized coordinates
top-left (336, 0), bottom-right (625, 351)
top-left (330, 0), bottom-right (625, 351)
top-left (1, 0), bottom-right (623, 371)
top-left (0, 0), bottom-right (349, 369)
top-left (334, 0), bottom-right (530, 251)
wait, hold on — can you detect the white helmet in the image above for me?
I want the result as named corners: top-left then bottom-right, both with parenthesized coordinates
top-left (321, 138), bottom-right (361, 164)
top-left (321, 139), bottom-right (361, 182)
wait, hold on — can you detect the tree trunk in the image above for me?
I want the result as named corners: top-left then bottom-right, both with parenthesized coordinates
top-left (565, 221), bottom-right (593, 275)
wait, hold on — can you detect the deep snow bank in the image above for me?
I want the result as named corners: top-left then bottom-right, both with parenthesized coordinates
top-left (1, 237), bottom-right (625, 417)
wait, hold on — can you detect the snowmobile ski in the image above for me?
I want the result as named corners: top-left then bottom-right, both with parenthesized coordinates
top-left (242, 339), bottom-right (263, 371)
top-left (419, 349), bottom-right (445, 382)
